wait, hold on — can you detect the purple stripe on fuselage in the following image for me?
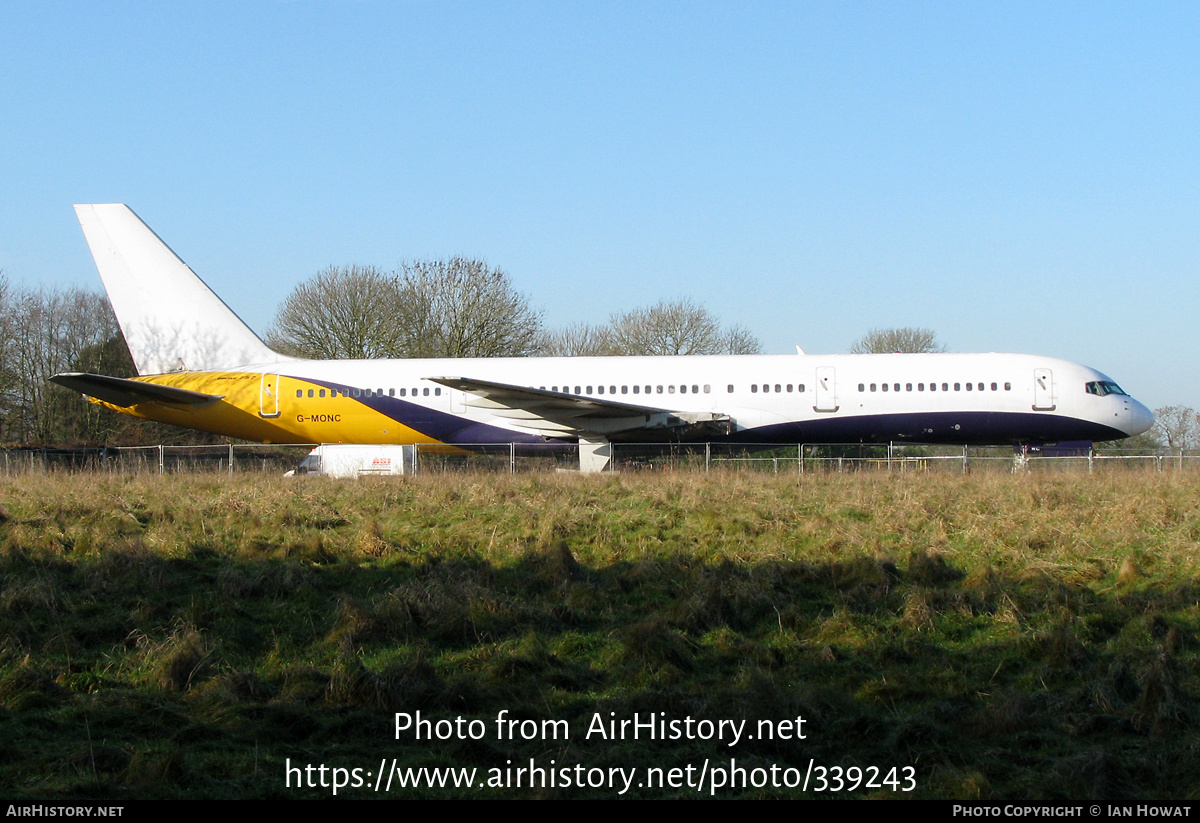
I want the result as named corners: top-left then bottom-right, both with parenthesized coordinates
top-left (290, 377), bottom-right (546, 445)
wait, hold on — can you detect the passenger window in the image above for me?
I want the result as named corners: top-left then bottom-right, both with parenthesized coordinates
top-left (991, 383), bottom-right (997, 391)
top-left (296, 390), bottom-right (303, 398)
top-left (882, 383), bottom-right (888, 392)
top-left (918, 383), bottom-right (924, 391)
top-left (308, 389), bottom-right (314, 398)
top-left (906, 383), bottom-right (912, 392)
top-left (704, 385), bottom-right (711, 393)
top-left (751, 384), bottom-right (758, 393)
top-left (668, 385), bottom-right (675, 394)
top-left (858, 384), bottom-right (865, 392)
top-left (942, 383), bottom-right (949, 391)
top-left (1005, 382), bottom-right (1011, 391)
top-left (727, 385), bottom-right (734, 393)
top-left (320, 389), bottom-right (326, 398)
top-left (966, 383), bottom-right (973, 391)
top-left (693, 385), bottom-right (699, 394)
top-left (954, 383), bottom-right (960, 391)
top-left (597, 386), bottom-right (605, 395)
top-left (870, 384), bottom-right (877, 392)
top-left (633, 385), bottom-right (640, 394)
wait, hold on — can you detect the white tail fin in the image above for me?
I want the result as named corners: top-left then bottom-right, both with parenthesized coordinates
top-left (74, 204), bottom-right (286, 374)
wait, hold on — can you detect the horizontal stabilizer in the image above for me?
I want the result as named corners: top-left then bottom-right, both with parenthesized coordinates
top-left (50, 372), bottom-right (224, 408)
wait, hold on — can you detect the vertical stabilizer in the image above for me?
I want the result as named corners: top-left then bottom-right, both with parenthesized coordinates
top-left (74, 204), bottom-right (286, 374)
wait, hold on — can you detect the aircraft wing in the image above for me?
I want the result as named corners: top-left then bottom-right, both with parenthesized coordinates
top-left (50, 372), bottom-right (224, 408)
top-left (428, 376), bottom-right (729, 436)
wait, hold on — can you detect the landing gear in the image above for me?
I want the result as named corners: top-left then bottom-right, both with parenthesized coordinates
top-left (1013, 443), bottom-right (1030, 472)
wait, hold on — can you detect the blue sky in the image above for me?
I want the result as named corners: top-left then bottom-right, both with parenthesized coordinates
top-left (2, 1), bottom-right (1197, 409)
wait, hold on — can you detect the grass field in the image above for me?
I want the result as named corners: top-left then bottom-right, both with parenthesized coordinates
top-left (1, 471), bottom-right (1197, 799)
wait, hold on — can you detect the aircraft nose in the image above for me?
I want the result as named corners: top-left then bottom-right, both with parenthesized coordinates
top-left (1125, 399), bottom-right (1155, 437)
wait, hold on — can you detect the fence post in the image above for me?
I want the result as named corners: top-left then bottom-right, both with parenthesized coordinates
top-left (510, 442), bottom-right (516, 475)
top-left (1088, 447), bottom-right (1094, 474)
top-left (229, 443), bottom-right (235, 475)
top-left (798, 443), bottom-right (803, 475)
top-left (158, 444), bottom-right (164, 475)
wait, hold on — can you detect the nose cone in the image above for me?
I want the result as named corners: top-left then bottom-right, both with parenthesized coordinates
top-left (1125, 399), bottom-right (1155, 437)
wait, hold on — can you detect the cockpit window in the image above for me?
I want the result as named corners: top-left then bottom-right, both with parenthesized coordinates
top-left (1085, 381), bottom-right (1128, 397)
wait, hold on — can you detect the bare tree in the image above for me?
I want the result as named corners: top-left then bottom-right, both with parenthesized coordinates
top-left (268, 265), bottom-right (410, 359)
top-left (719, 323), bottom-right (764, 356)
top-left (850, 327), bottom-right (947, 354)
top-left (0, 274), bottom-right (14, 426)
top-left (269, 259), bottom-right (542, 360)
top-left (565, 298), bottom-right (762, 357)
top-left (2, 284), bottom-right (122, 443)
top-left (398, 258), bottom-right (543, 358)
top-left (1151, 405), bottom-right (1200, 450)
top-left (537, 322), bottom-right (616, 357)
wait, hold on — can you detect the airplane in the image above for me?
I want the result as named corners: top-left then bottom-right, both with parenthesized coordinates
top-left (51, 204), bottom-right (1154, 472)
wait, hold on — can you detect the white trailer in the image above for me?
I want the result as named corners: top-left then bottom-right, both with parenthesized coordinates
top-left (286, 444), bottom-right (417, 478)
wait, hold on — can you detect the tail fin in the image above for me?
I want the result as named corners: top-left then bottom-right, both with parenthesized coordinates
top-left (74, 204), bottom-right (286, 374)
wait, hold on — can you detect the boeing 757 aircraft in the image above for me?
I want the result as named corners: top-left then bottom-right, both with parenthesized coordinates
top-left (51, 204), bottom-right (1154, 471)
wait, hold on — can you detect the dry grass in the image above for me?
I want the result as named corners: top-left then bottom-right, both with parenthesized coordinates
top-left (0, 470), bottom-right (1198, 798)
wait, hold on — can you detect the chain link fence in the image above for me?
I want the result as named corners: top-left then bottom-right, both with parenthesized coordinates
top-left (2, 442), bottom-right (1196, 476)
top-left (0, 444), bottom-right (314, 476)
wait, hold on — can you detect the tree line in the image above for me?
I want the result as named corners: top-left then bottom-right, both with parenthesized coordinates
top-left (7, 261), bottom-right (1198, 450)
top-left (266, 261), bottom-right (760, 359)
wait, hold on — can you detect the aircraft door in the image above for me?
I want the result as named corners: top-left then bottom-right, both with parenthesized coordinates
top-left (1033, 368), bottom-right (1055, 411)
top-left (814, 367), bottom-right (838, 413)
top-left (260, 373), bottom-right (281, 418)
